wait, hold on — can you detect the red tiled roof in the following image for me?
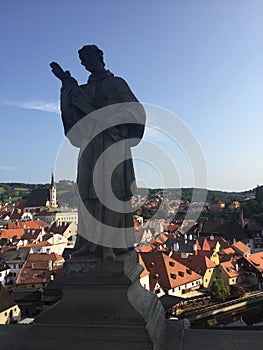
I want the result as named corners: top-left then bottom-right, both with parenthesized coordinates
top-left (136, 245), bottom-right (154, 253)
top-left (25, 241), bottom-right (51, 248)
top-left (232, 241), bottom-right (251, 255)
top-left (162, 224), bottom-right (181, 232)
top-left (16, 260), bottom-right (63, 286)
top-left (22, 228), bottom-right (42, 242)
top-left (171, 252), bottom-right (216, 276)
top-left (138, 254), bottom-right (150, 278)
top-left (0, 228), bottom-right (24, 240)
top-left (7, 220), bottom-right (48, 230)
top-left (220, 260), bottom-right (245, 278)
top-left (47, 221), bottom-right (70, 235)
top-left (28, 253), bottom-right (64, 263)
top-left (222, 247), bottom-right (236, 255)
top-left (16, 199), bottom-right (27, 209)
top-left (139, 251), bottom-right (202, 292)
top-left (243, 251), bottom-right (263, 273)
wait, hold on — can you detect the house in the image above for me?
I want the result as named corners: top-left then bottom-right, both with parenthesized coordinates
top-left (170, 252), bottom-right (217, 289)
top-left (41, 233), bottom-right (69, 255)
top-left (25, 241), bottom-right (53, 255)
top-left (47, 221), bottom-right (77, 241)
top-left (165, 232), bottom-right (199, 255)
top-left (138, 251), bottom-right (202, 297)
top-left (219, 247), bottom-right (238, 262)
top-left (239, 251), bottom-right (263, 289)
top-left (34, 210), bottom-right (78, 225)
top-left (0, 285), bottom-right (21, 324)
top-left (198, 219), bottom-right (248, 242)
top-left (0, 228), bottom-right (25, 244)
top-left (1, 247), bottom-right (30, 285)
top-left (209, 200), bottom-right (225, 211)
top-left (0, 210), bottom-right (11, 224)
top-left (0, 262), bottom-right (11, 286)
top-left (217, 260), bottom-right (246, 287)
top-left (232, 241), bottom-right (251, 257)
top-left (16, 253), bottom-right (64, 290)
top-left (198, 250), bottom-right (220, 266)
top-left (138, 253), bottom-right (150, 290)
top-left (16, 228), bottom-right (45, 247)
top-left (197, 235), bottom-right (229, 253)
top-left (247, 221), bottom-right (263, 252)
top-left (24, 188), bottom-right (51, 211)
top-left (7, 220), bottom-right (48, 230)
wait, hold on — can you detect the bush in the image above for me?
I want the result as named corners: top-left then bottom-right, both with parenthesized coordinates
top-left (209, 279), bottom-right (230, 302)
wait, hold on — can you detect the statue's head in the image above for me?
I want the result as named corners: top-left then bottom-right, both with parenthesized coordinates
top-left (78, 45), bottom-right (105, 73)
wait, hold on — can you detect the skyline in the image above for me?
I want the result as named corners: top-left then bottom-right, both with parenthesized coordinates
top-left (1, 0), bottom-right (263, 192)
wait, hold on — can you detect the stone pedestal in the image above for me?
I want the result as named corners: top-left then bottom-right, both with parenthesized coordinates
top-left (24, 251), bottom-right (165, 349)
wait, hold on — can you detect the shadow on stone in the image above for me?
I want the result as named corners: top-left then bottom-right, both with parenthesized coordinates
top-left (22, 251), bottom-right (165, 349)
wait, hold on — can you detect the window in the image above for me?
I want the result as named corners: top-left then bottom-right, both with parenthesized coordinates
top-left (169, 262), bottom-right (175, 267)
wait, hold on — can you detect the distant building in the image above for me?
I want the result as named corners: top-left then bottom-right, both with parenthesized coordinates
top-left (34, 210), bottom-right (78, 225)
top-left (2, 247), bottom-right (30, 285)
top-left (138, 251), bottom-right (202, 297)
top-left (24, 173), bottom-right (58, 211)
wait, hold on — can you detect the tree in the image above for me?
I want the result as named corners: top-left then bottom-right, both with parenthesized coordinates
top-left (209, 279), bottom-right (230, 302)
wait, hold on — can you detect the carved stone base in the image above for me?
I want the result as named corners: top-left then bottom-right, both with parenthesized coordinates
top-left (23, 251), bottom-right (165, 349)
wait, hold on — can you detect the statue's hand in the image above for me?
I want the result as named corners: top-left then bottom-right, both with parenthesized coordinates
top-left (50, 61), bottom-right (68, 82)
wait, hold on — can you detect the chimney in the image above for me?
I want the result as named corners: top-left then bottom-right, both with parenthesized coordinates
top-left (193, 244), bottom-right (198, 255)
top-left (48, 260), bottom-right (53, 271)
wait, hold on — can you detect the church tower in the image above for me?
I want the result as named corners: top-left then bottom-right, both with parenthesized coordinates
top-left (49, 172), bottom-right (58, 208)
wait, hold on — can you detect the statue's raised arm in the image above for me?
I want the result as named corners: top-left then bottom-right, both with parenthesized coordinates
top-left (50, 61), bottom-right (78, 86)
top-left (50, 62), bottom-right (69, 81)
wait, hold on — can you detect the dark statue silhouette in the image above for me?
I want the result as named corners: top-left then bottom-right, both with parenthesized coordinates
top-left (50, 45), bottom-right (145, 261)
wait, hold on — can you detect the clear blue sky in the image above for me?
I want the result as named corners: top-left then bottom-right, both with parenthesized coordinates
top-left (1, 0), bottom-right (263, 192)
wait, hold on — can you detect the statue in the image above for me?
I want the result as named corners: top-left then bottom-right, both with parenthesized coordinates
top-left (50, 45), bottom-right (145, 261)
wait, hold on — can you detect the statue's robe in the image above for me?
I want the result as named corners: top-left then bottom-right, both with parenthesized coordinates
top-left (60, 71), bottom-right (145, 250)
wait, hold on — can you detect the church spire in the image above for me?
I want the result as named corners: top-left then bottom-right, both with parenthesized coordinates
top-left (51, 172), bottom-right (55, 188)
top-left (49, 172), bottom-right (57, 208)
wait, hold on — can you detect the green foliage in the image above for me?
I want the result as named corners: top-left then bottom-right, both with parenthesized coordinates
top-left (209, 279), bottom-right (230, 302)
top-left (0, 183), bottom-right (50, 204)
